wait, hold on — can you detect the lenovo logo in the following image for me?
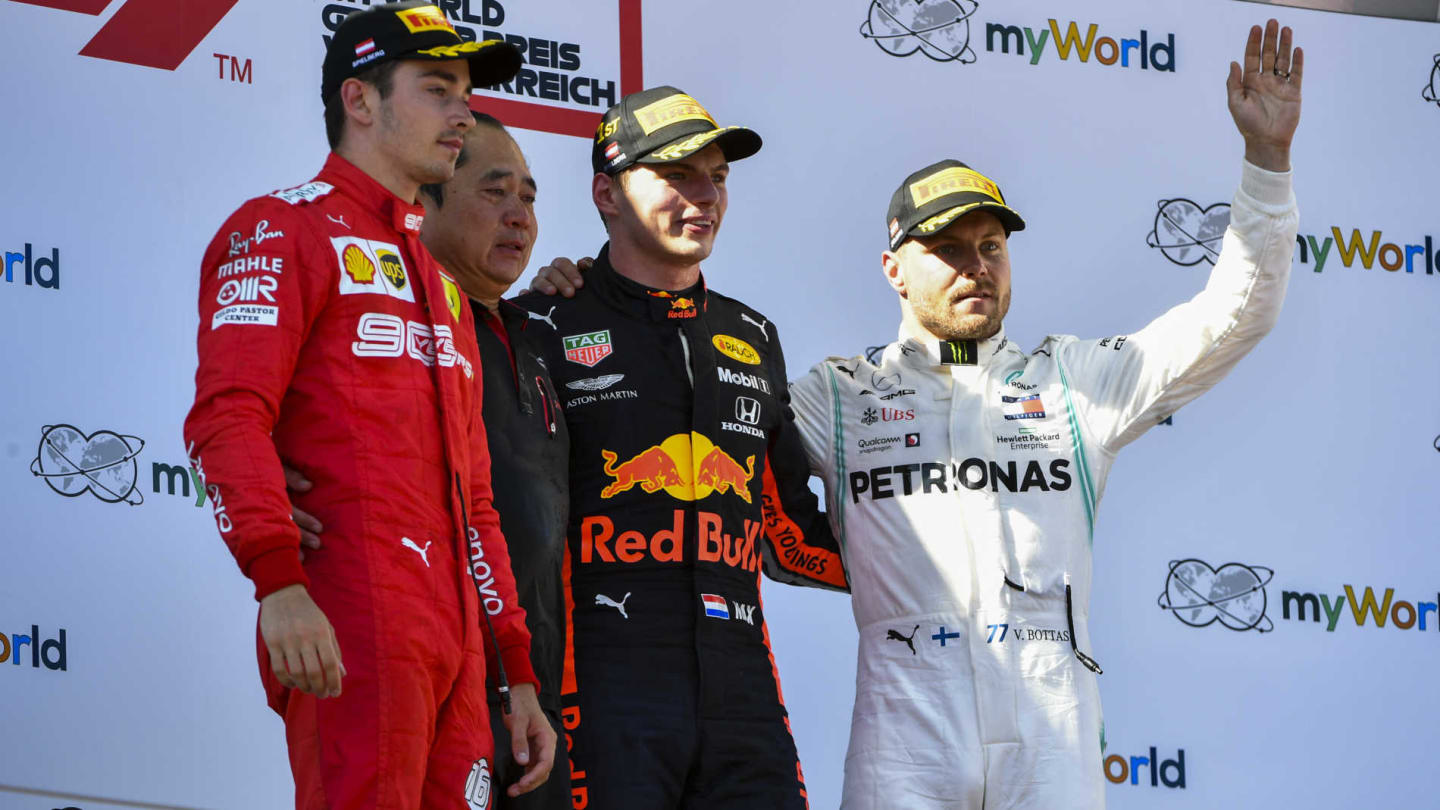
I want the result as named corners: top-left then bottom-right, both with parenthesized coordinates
top-left (14, 0), bottom-right (239, 70)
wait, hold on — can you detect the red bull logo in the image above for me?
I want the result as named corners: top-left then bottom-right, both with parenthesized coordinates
top-left (695, 444), bottom-right (754, 503)
top-left (599, 433), bottom-right (754, 502)
top-left (600, 446), bottom-right (684, 498)
top-left (580, 509), bottom-right (762, 571)
top-left (668, 297), bottom-right (697, 319)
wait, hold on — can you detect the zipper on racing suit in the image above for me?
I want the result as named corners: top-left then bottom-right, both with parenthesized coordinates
top-left (1004, 569), bottom-right (1103, 675)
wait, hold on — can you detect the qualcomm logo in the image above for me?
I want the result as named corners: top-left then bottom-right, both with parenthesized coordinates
top-left (1157, 558), bottom-right (1274, 633)
top-left (859, 0), bottom-right (979, 63)
top-left (1424, 53), bottom-right (1439, 108)
top-left (1146, 199), bottom-right (1229, 267)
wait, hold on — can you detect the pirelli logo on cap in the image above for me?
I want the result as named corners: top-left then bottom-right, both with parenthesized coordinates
top-left (633, 94), bottom-right (717, 136)
top-left (909, 167), bottom-right (1002, 207)
top-left (397, 5), bottom-right (457, 35)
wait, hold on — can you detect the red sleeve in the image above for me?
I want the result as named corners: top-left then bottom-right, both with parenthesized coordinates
top-left (183, 199), bottom-right (326, 601)
top-left (461, 298), bottom-right (538, 690)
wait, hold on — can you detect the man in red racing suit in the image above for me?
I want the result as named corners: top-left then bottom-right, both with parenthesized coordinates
top-left (183, 4), bottom-right (547, 808)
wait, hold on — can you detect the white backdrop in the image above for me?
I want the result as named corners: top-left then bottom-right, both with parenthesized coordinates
top-left (1, 0), bottom-right (1437, 808)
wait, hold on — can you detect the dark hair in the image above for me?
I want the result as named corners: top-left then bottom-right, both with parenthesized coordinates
top-left (418, 113), bottom-right (508, 208)
top-left (323, 60), bottom-right (401, 149)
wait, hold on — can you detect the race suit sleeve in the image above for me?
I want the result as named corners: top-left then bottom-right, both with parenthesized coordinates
top-left (183, 199), bottom-right (327, 601)
top-left (1056, 160), bottom-right (1298, 455)
top-left (759, 324), bottom-right (849, 592)
top-left (463, 302), bottom-right (538, 690)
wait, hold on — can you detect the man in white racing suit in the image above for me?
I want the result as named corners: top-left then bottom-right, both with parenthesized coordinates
top-left (787, 20), bottom-right (1305, 809)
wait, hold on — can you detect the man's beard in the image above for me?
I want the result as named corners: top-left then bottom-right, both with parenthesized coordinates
top-left (912, 287), bottom-right (1010, 341)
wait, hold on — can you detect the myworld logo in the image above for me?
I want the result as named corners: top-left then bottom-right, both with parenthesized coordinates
top-left (1146, 196), bottom-right (1439, 278)
top-left (12, 0), bottom-right (239, 70)
top-left (1159, 558), bottom-right (1440, 638)
top-left (858, 2), bottom-right (1177, 73)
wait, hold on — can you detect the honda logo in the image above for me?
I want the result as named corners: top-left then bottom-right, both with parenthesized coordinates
top-left (734, 397), bottom-right (761, 425)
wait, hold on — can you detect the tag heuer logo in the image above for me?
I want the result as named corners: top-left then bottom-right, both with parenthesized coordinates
top-left (563, 330), bottom-right (614, 367)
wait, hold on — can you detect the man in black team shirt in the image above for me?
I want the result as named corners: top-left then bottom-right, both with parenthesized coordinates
top-left (288, 114), bottom-right (567, 807)
top-left (513, 86), bottom-right (847, 810)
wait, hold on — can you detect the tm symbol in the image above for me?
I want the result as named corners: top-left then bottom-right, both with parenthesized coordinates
top-left (212, 53), bottom-right (253, 84)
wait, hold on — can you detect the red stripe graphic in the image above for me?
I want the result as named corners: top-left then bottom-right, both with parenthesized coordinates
top-left (79, 0), bottom-right (239, 70)
top-left (10, 0), bottom-right (112, 13)
top-left (618, 0), bottom-right (643, 96)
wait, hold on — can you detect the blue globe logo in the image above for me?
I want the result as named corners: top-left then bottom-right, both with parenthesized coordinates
top-left (1147, 199), bottom-right (1231, 267)
top-left (30, 423), bottom-right (145, 505)
top-left (1158, 558), bottom-right (1274, 633)
top-left (860, 0), bottom-right (979, 63)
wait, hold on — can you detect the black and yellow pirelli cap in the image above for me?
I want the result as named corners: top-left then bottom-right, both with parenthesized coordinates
top-left (591, 85), bottom-right (763, 175)
top-left (885, 160), bottom-right (1026, 251)
top-left (322, 1), bottom-right (521, 100)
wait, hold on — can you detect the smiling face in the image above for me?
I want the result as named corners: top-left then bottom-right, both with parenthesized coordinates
top-left (884, 209), bottom-right (1012, 341)
top-left (368, 58), bottom-right (475, 189)
top-left (596, 143), bottom-right (729, 268)
top-left (420, 125), bottom-right (537, 303)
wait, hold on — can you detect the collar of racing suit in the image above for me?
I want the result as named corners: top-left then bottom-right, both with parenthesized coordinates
top-left (317, 152), bottom-right (429, 238)
top-left (891, 329), bottom-right (1011, 371)
top-left (587, 243), bottom-right (708, 322)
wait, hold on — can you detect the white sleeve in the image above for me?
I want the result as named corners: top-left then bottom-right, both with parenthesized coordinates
top-left (787, 361), bottom-right (835, 478)
top-left (1060, 160), bottom-right (1299, 453)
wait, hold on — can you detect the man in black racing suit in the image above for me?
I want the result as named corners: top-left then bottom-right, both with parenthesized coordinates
top-left (515, 85), bottom-right (846, 810)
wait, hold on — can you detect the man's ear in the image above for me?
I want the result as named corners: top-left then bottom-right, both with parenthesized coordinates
top-left (592, 172), bottom-right (620, 220)
top-left (341, 77), bottom-right (378, 131)
top-left (882, 249), bottom-right (907, 298)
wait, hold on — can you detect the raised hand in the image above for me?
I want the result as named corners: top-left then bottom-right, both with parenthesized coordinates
top-left (1227, 19), bottom-right (1303, 172)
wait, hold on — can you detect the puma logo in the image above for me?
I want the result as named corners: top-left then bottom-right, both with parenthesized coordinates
top-left (401, 537), bottom-right (431, 567)
top-left (740, 312), bottom-right (769, 339)
top-left (527, 306), bottom-right (557, 329)
top-left (326, 213), bottom-right (351, 230)
top-left (886, 625), bottom-right (919, 655)
top-left (595, 592), bottom-right (631, 619)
